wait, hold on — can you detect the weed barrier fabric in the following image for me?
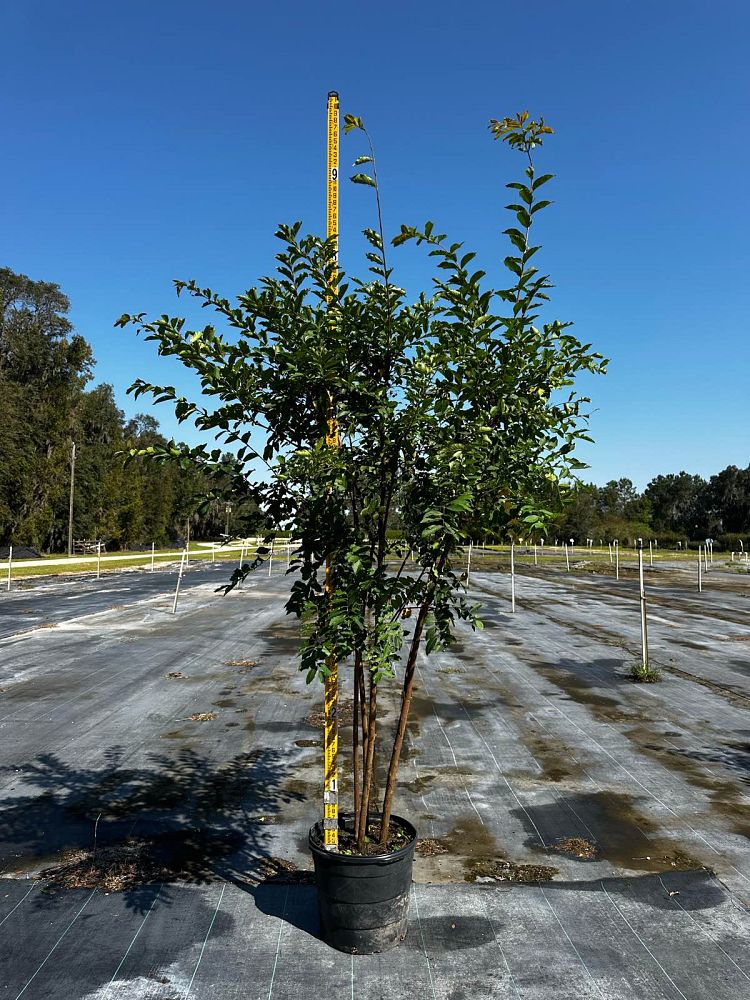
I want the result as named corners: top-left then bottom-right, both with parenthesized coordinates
top-left (1, 875), bottom-right (748, 998)
top-left (0, 567), bottom-right (749, 994)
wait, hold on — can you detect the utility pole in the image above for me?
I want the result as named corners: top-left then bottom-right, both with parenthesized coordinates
top-left (67, 441), bottom-right (76, 557)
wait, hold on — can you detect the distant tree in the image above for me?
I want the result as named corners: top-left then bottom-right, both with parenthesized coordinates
top-left (700, 465), bottom-right (750, 535)
top-left (555, 484), bottom-right (599, 540)
top-left (0, 267), bottom-right (93, 549)
top-left (644, 472), bottom-right (705, 535)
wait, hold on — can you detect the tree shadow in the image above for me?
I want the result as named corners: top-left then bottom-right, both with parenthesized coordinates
top-left (0, 746), bottom-right (304, 914)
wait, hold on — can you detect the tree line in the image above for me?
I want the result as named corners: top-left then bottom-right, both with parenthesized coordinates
top-left (0, 267), bottom-right (258, 553)
top-left (552, 472), bottom-right (750, 549)
top-left (1, 266), bottom-right (747, 554)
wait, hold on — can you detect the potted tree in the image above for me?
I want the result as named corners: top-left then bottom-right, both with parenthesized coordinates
top-left (117, 110), bottom-right (605, 952)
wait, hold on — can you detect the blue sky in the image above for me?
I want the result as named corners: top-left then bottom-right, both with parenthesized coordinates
top-left (3, 0), bottom-right (748, 489)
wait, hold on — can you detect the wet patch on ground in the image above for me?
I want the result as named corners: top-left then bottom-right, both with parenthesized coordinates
top-left (514, 790), bottom-right (706, 873)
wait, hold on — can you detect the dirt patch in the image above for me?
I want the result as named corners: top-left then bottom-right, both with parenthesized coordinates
top-left (37, 840), bottom-right (156, 890)
top-left (465, 858), bottom-right (558, 883)
top-left (551, 836), bottom-right (598, 859)
top-left (165, 672), bottom-right (186, 680)
top-left (35, 829), bottom-right (246, 890)
top-left (187, 712), bottom-right (216, 722)
top-left (226, 659), bottom-right (258, 668)
top-left (416, 838), bottom-right (449, 857)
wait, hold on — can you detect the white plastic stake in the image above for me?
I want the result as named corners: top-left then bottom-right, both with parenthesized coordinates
top-left (172, 549), bottom-right (187, 613)
top-left (533, 543), bottom-right (538, 566)
top-left (466, 539), bottom-right (473, 587)
top-left (212, 542), bottom-right (216, 564)
top-left (564, 543), bottom-right (570, 572)
top-left (510, 542), bottom-right (516, 613)
top-left (238, 544), bottom-right (245, 589)
top-left (649, 540), bottom-right (653, 566)
top-left (608, 542), bottom-right (613, 564)
top-left (151, 542), bottom-right (155, 572)
top-left (698, 546), bottom-right (702, 593)
top-left (268, 540), bottom-right (273, 577)
top-left (615, 542), bottom-right (620, 581)
top-left (6, 545), bottom-right (12, 592)
top-left (96, 541), bottom-right (101, 580)
top-left (638, 547), bottom-right (649, 669)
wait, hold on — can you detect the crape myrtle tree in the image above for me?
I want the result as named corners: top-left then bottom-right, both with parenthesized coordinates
top-left (117, 112), bottom-right (606, 851)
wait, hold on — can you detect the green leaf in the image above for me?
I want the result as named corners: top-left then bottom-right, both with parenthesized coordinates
top-left (343, 114), bottom-right (364, 134)
top-left (351, 173), bottom-right (377, 188)
top-left (353, 155), bottom-right (373, 166)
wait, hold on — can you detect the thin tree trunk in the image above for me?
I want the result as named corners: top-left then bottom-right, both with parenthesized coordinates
top-left (355, 655), bottom-right (369, 841)
top-left (357, 676), bottom-right (378, 852)
top-left (353, 650), bottom-right (362, 839)
top-left (378, 595), bottom-right (434, 845)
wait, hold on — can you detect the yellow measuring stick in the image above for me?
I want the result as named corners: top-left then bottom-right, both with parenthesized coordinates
top-left (323, 90), bottom-right (340, 851)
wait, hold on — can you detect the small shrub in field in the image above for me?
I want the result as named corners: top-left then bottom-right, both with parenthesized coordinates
top-left (628, 660), bottom-right (661, 683)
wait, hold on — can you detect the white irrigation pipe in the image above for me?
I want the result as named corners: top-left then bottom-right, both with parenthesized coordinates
top-left (698, 546), bottom-right (702, 593)
top-left (466, 540), bottom-right (473, 587)
top-left (172, 550), bottom-right (187, 614)
top-left (564, 542), bottom-right (570, 572)
top-left (6, 545), bottom-right (12, 592)
top-left (510, 542), bottom-right (516, 613)
top-left (638, 547), bottom-right (650, 670)
top-left (533, 543), bottom-right (537, 566)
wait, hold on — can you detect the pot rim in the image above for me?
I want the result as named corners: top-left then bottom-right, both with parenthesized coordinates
top-left (309, 812), bottom-right (416, 866)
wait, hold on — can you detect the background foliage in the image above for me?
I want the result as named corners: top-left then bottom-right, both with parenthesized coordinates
top-left (0, 267), bottom-right (260, 551)
top-left (1, 265), bottom-right (748, 553)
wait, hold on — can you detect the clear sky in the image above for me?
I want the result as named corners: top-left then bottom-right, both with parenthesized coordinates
top-left (3, 0), bottom-right (748, 489)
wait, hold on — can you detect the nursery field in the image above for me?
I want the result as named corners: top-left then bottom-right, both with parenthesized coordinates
top-left (0, 557), bottom-right (748, 998)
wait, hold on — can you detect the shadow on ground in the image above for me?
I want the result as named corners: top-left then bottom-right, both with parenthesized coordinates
top-left (0, 746), bottom-right (305, 913)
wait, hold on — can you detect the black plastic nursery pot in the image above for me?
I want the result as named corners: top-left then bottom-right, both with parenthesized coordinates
top-left (309, 813), bottom-right (417, 954)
